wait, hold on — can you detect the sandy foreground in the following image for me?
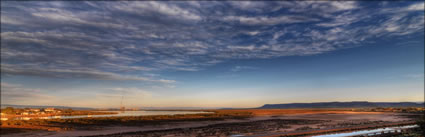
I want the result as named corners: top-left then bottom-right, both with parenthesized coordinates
top-left (3, 111), bottom-right (415, 137)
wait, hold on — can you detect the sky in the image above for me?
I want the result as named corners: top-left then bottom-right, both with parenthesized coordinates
top-left (1, 1), bottom-right (424, 108)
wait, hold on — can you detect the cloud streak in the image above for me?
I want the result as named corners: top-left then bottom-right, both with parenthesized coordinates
top-left (0, 82), bottom-right (55, 105)
top-left (1, 64), bottom-right (174, 83)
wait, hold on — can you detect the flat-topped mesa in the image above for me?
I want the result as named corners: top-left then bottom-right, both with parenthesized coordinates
top-left (258, 101), bottom-right (425, 109)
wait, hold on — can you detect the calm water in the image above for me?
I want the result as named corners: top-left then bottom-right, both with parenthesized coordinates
top-left (312, 125), bottom-right (418, 137)
top-left (9, 111), bottom-right (212, 120)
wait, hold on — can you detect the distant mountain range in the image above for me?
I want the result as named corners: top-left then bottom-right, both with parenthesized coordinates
top-left (1, 104), bottom-right (94, 110)
top-left (258, 101), bottom-right (425, 109)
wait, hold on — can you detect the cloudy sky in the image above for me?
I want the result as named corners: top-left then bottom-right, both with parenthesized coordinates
top-left (1, 1), bottom-right (424, 108)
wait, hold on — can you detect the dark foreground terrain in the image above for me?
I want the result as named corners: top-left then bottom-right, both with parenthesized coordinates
top-left (1, 109), bottom-right (423, 137)
top-left (86, 119), bottom-right (326, 137)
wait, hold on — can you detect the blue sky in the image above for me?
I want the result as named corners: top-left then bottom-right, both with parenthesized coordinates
top-left (1, 1), bottom-right (424, 108)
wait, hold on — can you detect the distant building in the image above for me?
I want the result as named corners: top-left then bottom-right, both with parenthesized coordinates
top-left (30, 108), bottom-right (40, 112)
top-left (45, 108), bottom-right (55, 112)
top-left (22, 117), bottom-right (31, 120)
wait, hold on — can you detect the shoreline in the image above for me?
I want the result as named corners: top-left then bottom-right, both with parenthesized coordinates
top-left (1, 111), bottom-right (118, 119)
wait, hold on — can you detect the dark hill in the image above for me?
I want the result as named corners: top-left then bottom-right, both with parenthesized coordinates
top-left (258, 101), bottom-right (424, 109)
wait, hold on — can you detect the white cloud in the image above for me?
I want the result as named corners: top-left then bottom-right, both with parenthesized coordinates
top-left (0, 15), bottom-right (24, 25)
top-left (231, 66), bottom-right (257, 72)
top-left (113, 1), bottom-right (202, 21)
top-left (246, 31), bottom-right (261, 36)
top-left (288, 1), bottom-right (359, 13)
top-left (228, 45), bottom-right (256, 51)
top-left (223, 15), bottom-right (319, 25)
top-left (330, 1), bottom-right (358, 11)
top-left (316, 12), bottom-right (364, 27)
top-left (228, 1), bottom-right (270, 12)
top-left (273, 31), bottom-right (285, 40)
top-left (30, 8), bottom-right (130, 30)
top-left (406, 2), bottom-right (424, 11)
top-left (101, 62), bottom-right (153, 71)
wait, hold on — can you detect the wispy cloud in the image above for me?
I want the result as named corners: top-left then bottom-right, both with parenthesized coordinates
top-left (231, 66), bottom-right (257, 72)
top-left (406, 2), bottom-right (424, 11)
top-left (405, 73), bottom-right (425, 79)
top-left (222, 15), bottom-right (319, 25)
top-left (102, 87), bottom-right (152, 98)
top-left (112, 1), bottom-right (202, 21)
top-left (1, 1), bottom-right (423, 83)
top-left (0, 82), bottom-right (56, 104)
top-left (1, 64), bottom-right (175, 83)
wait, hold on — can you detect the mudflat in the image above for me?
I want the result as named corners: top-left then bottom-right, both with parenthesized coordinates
top-left (1, 109), bottom-right (421, 137)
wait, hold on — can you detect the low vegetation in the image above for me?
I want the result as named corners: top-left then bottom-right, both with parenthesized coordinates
top-left (87, 119), bottom-right (326, 137)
